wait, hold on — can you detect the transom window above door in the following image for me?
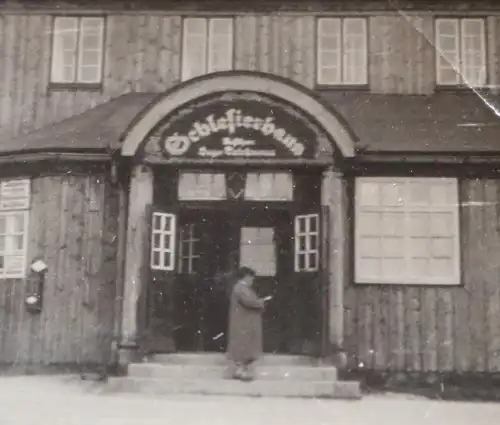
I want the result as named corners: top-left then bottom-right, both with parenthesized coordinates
top-left (177, 172), bottom-right (294, 201)
top-left (182, 17), bottom-right (234, 81)
top-left (316, 17), bottom-right (368, 86)
top-left (50, 16), bottom-right (105, 87)
top-left (435, 18), bottom-right (487, 87)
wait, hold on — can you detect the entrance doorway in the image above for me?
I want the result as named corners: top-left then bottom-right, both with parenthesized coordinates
top-left (173, 206), bottom-right (293, 354)
top-left (145, 170), bottom-right (325, 356)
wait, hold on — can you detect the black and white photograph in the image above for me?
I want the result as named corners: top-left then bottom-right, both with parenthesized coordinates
top-left (0, 0), bottom-right (499, 423)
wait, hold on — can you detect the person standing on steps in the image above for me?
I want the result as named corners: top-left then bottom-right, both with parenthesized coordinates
top-left (226, 266), bottom-right (272, 381)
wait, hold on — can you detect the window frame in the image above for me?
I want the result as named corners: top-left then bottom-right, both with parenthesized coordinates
top-left (150, 212), bottom-right (177, 272)
top-left (177, 223), bottom-right (201, 275)
top-left (354, 177), bottom-right (461, 286)
top-left (181, 16), bottom-right (235, 82)
top-left (294, 213), bottom-right (320, 273)
top-left (316, 16), bottom-right (369, 88)
top-left (435, 17), bottom-right (488, 88)
top-left (0, 179), bottom-right (31, 280)
top-left (49, 15), bottom-right (106, 90)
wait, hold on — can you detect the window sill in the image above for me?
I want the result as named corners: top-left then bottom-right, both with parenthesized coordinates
top-left (353, 280), bottom-right (462, 288)
top-left (48, 82), bottom-right (103, 93)
top-left (435, 84), bottom-right (491, 93)
top-left (315, 84), bottom-right (370, 91)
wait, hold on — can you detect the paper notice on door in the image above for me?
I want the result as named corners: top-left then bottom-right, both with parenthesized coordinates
top-left (240, 227), bottom-right (276, 276)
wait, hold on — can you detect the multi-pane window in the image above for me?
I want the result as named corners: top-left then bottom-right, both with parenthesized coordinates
top-left (0, 179), bottom-right (30, 279)
top-left (182, 17), bottom-right (234, 81)
top-left (317, 18), bottom-right (368, 86)
top-left (294, 214), bottom-right (320, 272)
top-left (435, 18), bottom-right (487, 87)
top-left (51, 17), bottom-right (105, 85)
top-left (178, 224), bottom-right (200, 274)
top-left (151, 212), bottom-right (176, 271)
top-left (355, 178), bottom-right (460, 285)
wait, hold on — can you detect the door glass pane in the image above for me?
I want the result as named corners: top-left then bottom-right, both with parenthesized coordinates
top-left (152, 251), bottom-right (161, 268)
top-left (163, 235), bottom-right (171, 250)
top-left (153, 233), bottom-right (161, 249)
top-left (308, 253), bottom-right (318, 270)
top-left (298, 235), bottom-right (306, 251)
top-left (240, 227), bottom-right (276, 277)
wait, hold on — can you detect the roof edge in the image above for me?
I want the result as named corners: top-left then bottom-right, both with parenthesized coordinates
top-left (0, 151), bottom-right (111, 165)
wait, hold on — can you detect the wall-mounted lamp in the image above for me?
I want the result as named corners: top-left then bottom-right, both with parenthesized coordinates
top-left (25, 259), bottom-right (48, 314)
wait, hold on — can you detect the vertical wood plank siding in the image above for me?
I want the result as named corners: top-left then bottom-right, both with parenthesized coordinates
top-left (344, 179), bottom-right (500, 373)
top-left (0, 175), bottom-right (118, 366)
top-left (2, 12), bottom-right (498, 141)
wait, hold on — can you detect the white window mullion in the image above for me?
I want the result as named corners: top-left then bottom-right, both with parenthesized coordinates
top-left (461, 18), bottom-right (486, 87)
top-left (342, 18), bottom-right (367, 85)
top-left (182, 18), bottom-right (208, 81)
top-left (208, 18), bottom-right (233, 73)
top-left (317, 18), bottom-right (342, 85)
top-left (436, 18), bottom-right (460, 86)
top-left (51, 17), bottom-right (79, 83)
top-left (77, 17), bottom-right (105, 84)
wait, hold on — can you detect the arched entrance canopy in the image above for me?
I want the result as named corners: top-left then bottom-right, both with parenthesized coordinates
top-left (120, 71), bottom-right (357, 158)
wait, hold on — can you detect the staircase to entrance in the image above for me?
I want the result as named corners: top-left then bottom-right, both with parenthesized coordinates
top-left (107, 353), bottom-right (362, 399)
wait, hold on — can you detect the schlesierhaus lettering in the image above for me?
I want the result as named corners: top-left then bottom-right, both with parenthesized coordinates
top-left (162, 108), bottom-right (305, 157)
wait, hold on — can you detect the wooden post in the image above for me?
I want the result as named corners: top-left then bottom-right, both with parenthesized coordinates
top-left (321, 168), bottom-right (347, 360)
top-left (118, 164), bottom-right (154, 366)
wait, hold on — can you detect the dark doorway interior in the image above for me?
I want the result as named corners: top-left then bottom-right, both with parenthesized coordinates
top-left (173, 206), bottom-right (293, 353)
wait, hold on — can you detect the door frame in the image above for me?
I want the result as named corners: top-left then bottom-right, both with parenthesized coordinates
top-left (118, 164), bottom-right (347, 365)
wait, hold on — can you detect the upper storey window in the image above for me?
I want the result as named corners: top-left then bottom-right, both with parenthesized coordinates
top-left (317, 18), bottom-right (368, 86)
top-left (182, 17), bottom-right (234, 81)
top-left (435, 18), bottom-right (487, 87)
top-left (50, 17), bottom-right (105, 87)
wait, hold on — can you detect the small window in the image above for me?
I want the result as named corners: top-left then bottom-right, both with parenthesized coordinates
top-left (355, 177), bottom-right (460, 285)
top-left (178, 173), bottom-right (227, 201)
top-left (151, 212), bottom-right (177, 271)
top-left (294, 214), bottom-right (320, 272)
top-left (178, 224), bottom-right (200, 275)
top-left (0, 179), bottom-right (30, 279)
top-left (182, 17), bottom-right (234, 81)
top-left (317, 18), bottom-right (368, 86)
top-left (435, 18), bottom-right (487, 87)
top-left (51, 16), bottom-right (105, 85)
top-left (244, 173), bottom-right (294, 201)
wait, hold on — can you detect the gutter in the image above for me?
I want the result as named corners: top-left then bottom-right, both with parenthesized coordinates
top-left (0, 151), bottom-right (111, 164)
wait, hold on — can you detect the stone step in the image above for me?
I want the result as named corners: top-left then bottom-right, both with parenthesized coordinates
top-left (128, 363), bottom-right (338, 381)
top-left (149, 353), bottom-right (320, 366)
top-left (106, 377), bottom-right (361, 399)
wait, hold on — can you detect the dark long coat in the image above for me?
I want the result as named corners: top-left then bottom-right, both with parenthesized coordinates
top-left (227, 280), bottom-right (265, 363)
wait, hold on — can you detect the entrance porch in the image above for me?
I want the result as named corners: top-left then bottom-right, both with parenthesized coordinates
top-left (116, 72), bottom-right (354, 388)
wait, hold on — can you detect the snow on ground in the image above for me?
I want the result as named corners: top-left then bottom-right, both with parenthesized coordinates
top-left (1, 376), bottom-right (500, 425)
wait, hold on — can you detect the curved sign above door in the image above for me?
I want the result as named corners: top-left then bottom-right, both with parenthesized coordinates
top-left (144, 91), bottom-right (321, 160)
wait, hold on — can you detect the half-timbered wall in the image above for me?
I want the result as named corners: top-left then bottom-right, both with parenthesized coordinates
top-left (0, 10), bottom-right (499, 142)
top-left (0, 173), bottom-right (118, 367)
top-left (344, 178), bottom-right (500, 373)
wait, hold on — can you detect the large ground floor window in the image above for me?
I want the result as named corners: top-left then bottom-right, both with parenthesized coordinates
top-left (354, 177), bottom-right (460, 286)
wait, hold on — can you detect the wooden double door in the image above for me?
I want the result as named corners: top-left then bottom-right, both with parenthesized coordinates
top-left (174, 206), bottom-right (294, 353)
top-left (145, 205), bottom-right (325, 355)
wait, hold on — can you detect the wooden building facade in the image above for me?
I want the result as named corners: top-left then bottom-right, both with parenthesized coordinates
top-left (0, 0), bottom-right (500, 375)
